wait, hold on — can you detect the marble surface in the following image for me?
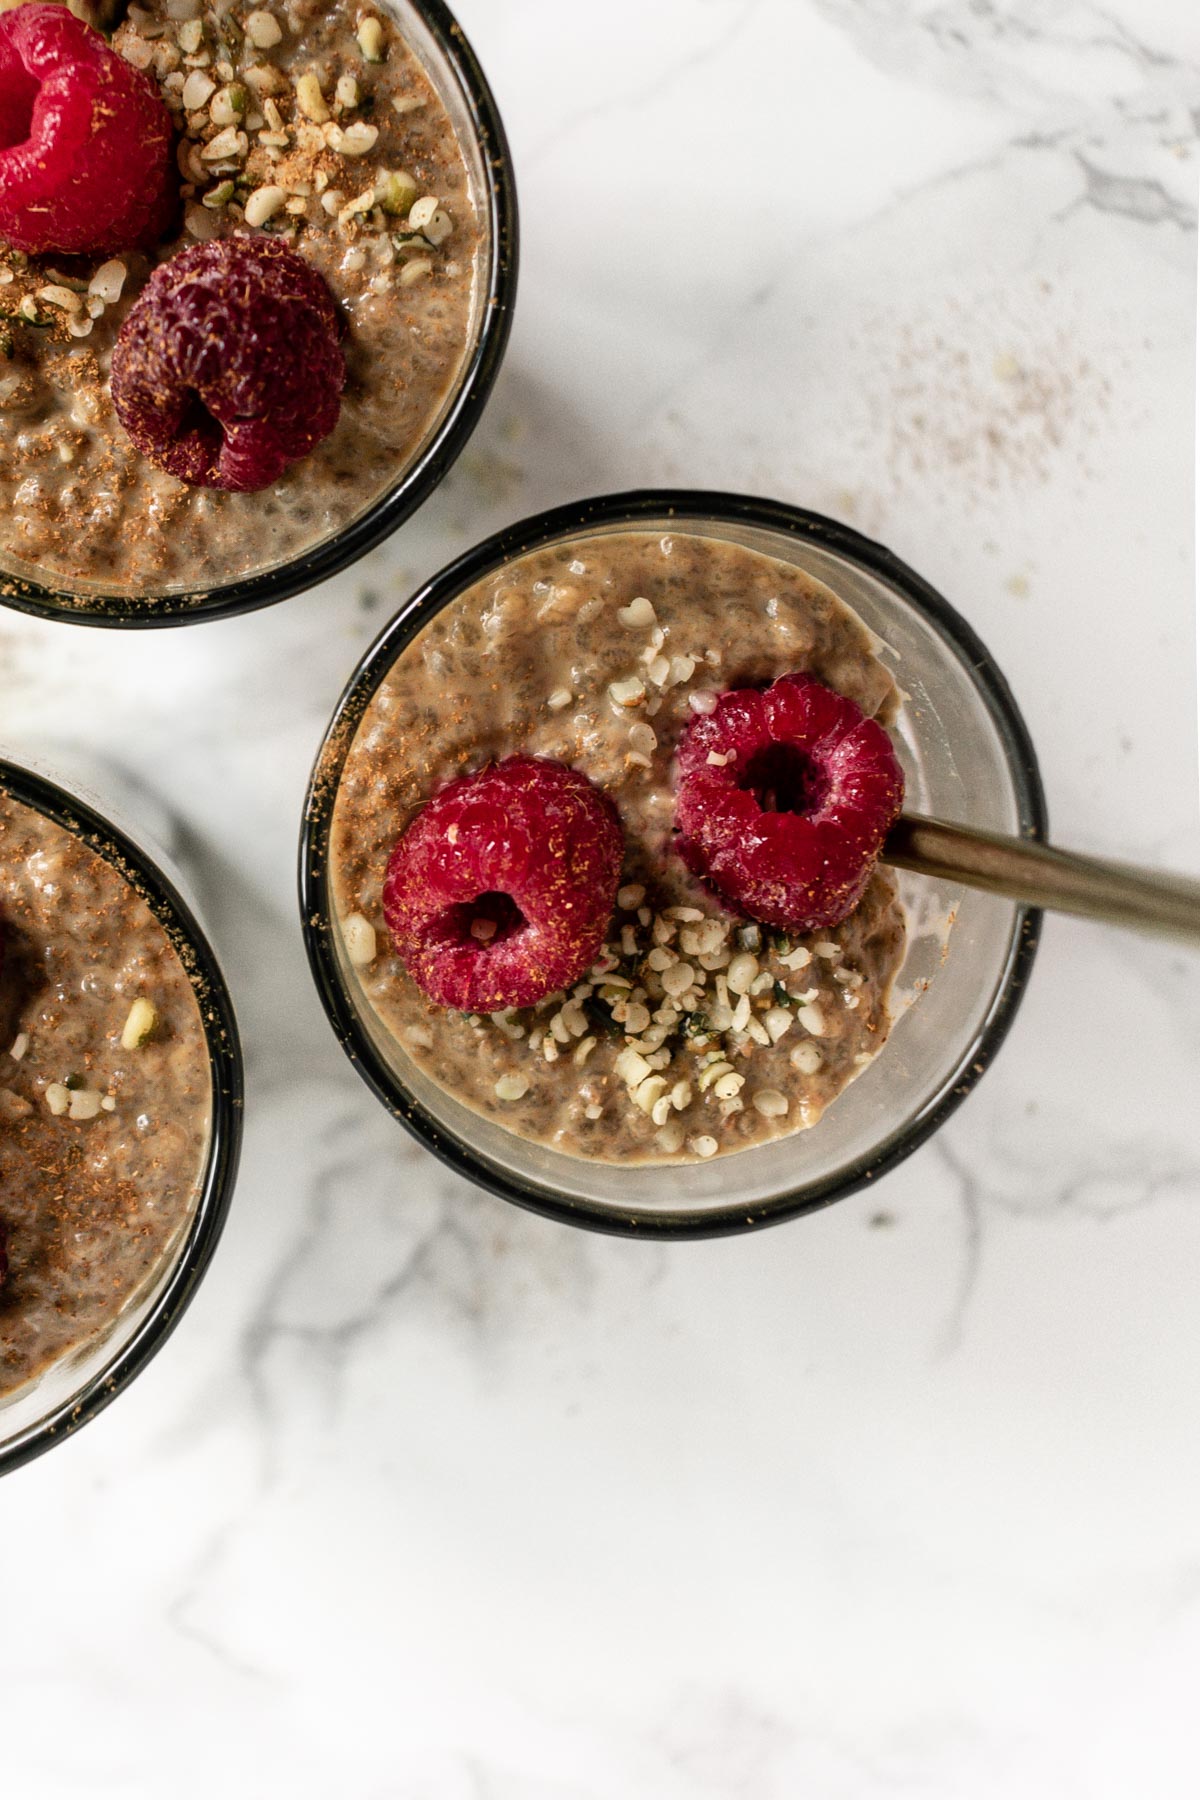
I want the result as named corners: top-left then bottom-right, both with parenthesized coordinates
top-left (2, 0), bottom-right (1200, 1793)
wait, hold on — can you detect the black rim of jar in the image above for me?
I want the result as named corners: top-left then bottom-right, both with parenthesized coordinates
top-left (0, 759), bottom-right (244, 1476)
top-left (298, 489), bottom-right (1048, 1241)
top-left (0, 0), bottom-right (519, 630)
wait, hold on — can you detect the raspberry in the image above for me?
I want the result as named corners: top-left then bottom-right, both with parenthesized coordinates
top-left (383, 756), bottom-right (625, 1014)
top-left (675, 672), bottom-right (904, 932)
top-left (0, 6), bottom-right (176, 257)
top-left (110, 237), bottom-right (345, 492)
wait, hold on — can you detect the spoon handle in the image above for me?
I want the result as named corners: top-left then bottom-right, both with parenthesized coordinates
top-left (883, 814), bottom-right (1200, 946)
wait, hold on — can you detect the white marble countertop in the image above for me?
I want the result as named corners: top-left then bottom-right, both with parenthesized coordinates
top-left (3, 0), bottom-right (1200, 1793)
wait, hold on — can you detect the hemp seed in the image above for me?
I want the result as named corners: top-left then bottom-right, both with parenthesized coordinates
top-left (88, 261), bottom-right (127, 304)
top-left (608, 677), bottom-right (646, 709)
top-left (243, 184), bottom-right (287, 226)
top-left (245, 9), bottom-right (283, 49)
top-left (617, 596), bottom-right (656, 629)
top-left (356, 15), bottom-right (386, 61)
top-left (796, 1001), bottom-right (827, 1037)
top-left (375, 169), bottom-right (419, 216)
top-left (295, 71), bottom-right (330, 122)
top-left (121, 998), bottom-right (158, 1050)
top-left (342, 912), bottom-right (377, 966)
top-left (37, 285), bottom-right (83, 315)
top-left (334, 121), bottom-right (379, 157)
top-left (181, 67), bottom-right (216, 109)
top-left (726, 953), bottom-right (758, 995)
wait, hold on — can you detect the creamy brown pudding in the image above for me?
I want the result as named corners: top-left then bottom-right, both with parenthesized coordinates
top-left (0, 789), bottom-right (211, 1398)
top-left (329, 531), bottom-right (909, 1165)
top-left (0, 0), bottom-right (481, 600)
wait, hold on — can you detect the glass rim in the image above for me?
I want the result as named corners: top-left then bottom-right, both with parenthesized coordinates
top-left (298, 489), bottom-right (1047, 1240)
top-left (0, 0), bottom-right (519, 631)
top-left (0, 757), bottom-right (244, 1476)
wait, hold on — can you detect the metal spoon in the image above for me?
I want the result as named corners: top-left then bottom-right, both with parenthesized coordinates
top-left (883, 815), bottom-right (1200, 946)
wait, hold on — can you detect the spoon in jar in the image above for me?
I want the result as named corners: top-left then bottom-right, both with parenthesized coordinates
top-left (882, 815), bottom-right (1200, 946)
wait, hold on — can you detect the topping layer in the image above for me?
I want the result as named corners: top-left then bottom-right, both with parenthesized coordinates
top-left (330, 530), bottom-right (909, 1164)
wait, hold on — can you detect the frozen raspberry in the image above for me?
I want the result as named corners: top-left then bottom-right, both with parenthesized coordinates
top-left (0, 6), bottom-right (175, 257)
top-left (110, 237), bottom-right (345, 492)
top-left (675, 672), bottom-right (904, 932)
top-left (383, 756), bottom-right (625, 1014)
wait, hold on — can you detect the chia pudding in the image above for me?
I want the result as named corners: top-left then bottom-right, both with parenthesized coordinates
top-left (0, 786), bottom-right (211, 1399)
top-left (0, 0), bottom-right (483, 601)
top-left (328, 531), bottom-right (909, 1165)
